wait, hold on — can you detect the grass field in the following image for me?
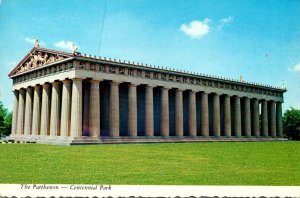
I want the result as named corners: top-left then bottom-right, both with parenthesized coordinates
top-left (0, 142), bottom-right (299, 185)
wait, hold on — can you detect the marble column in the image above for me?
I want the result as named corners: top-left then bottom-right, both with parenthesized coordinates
top-left (175, 89), bottom-right (183, 136)
top-left (16, 89), bottom-right (26, 135)
top-left (109, 81), bottom-right (119, 137)
top-left (60, 79), bottom-right (72, 137)
top-left (145, 85), bottom-right (154, 136)
top-left (161, 87), bottom-right (169, 137)
top-left (234, 96), bottom-right (241, 137)
top-left (128, 84), bottom-right (137, 137)
top-left (252, 99), bottom-right (260, 137)
top-left (189, 91), bottom-right (197, 137)
top-left (50, 81), bottom-right (61, 137)
top-left (11, 90), bottom-right (19, 136)
top-left (201, 92), bottom-right (209, 137)
top-left (31, 85), bottom-right (42, 136)
top-left (224, 95), bottom-right (231, 137)
top-left (24, 87), bottom-right (33, 136)
top-left (269, 101), bottom-right (276, 137)
top-left (213, 93), bottom-right (220, 137)
top-left (276, 101), bottom-right (283, 137)
top-left (70, 79), bottom-right (83, 138)
top-left (40, 83), bottom-right (51, 136)
top-left (89, 80), bottom-right (101, 138)
top-left (83, 81), bottom-right (90, 136)
top-left (261, 100), bottom-right (268, 137)
top-left (244, 97), bottom-right (251, 137)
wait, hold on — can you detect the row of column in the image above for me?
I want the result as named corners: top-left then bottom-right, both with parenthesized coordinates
top-left (11, 79), bottom-right (283, 139)
top-left (12, 79), bottom-right (84, 138)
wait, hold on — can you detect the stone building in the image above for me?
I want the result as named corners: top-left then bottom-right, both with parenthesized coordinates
top-left (7, 46), bottom-right (286, 145)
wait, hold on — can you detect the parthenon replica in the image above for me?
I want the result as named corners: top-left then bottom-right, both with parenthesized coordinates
top-left (7, 45), bottom-right (286, 145)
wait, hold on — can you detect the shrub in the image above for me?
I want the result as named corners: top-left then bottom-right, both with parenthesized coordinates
top-left (283, 108), bottom-right (300, 140)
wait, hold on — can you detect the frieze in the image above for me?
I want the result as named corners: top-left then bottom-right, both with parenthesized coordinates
top-left (12, 57), bottom-right (283, 98)
top-left (128, 69), bottom-right (134, 76)
top-left (13, 62), bottom-right (74, 84)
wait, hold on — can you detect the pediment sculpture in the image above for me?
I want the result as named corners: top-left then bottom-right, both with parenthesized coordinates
top-left (17, 51), bottom-right (65, 73)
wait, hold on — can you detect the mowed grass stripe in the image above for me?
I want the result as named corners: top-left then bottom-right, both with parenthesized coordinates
top-left (0, 142), bottom-right (299, 185)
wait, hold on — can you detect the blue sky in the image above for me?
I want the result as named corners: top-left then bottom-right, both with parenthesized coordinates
top-left (0, 0), bottom-right (299, 112)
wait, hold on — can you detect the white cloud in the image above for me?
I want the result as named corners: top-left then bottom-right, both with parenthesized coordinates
top-left (291, 62), bottom-right (300, 73)
top-left (54, 40), bottom-right (79, 51)
top-left (24, 37), bottom-right (45, 46)
top-left (180, 18), bottom-right (210, 39)
top-left (217, 16), bottom-right (234, 30)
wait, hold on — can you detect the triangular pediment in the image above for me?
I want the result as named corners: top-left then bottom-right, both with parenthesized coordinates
top-left (8, 47), bottom-right (73, 77)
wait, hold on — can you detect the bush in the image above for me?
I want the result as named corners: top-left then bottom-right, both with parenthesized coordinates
top-left (283, 108), bottom-right (300, 140)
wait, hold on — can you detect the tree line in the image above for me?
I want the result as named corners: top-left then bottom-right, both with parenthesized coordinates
top-left (0, 100), bottom-right (299, 140)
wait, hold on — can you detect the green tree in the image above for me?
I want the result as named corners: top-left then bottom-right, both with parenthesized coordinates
top-left (3, 112), bottom-right (12, 136)
top-left (283, 107), bottom-right (300, 140)
top-left (0, 101), bottom-right (12, 137)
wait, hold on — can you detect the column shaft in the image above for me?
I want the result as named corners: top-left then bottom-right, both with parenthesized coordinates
top-left (40, 84), bottom-right (51, 136)
top-left (244, 98), bottom-right (251, 137)
top-left (234, 96), bottom-right (241, 137)
top-left (224, 95), bottom-right (231, 137)
top-left (60, 80), bottom-right (72, 137)
top-left (261, 100), bottom-right (268, 137)
top-left (145, 86), bottom-right (154, 136)
top-left (109, 81), bottom-right (119, 137)
top-left (24, 87), bottom-right (33, 136)
top-left (276, 102), bottom-right (283, 137)
top-left (201, 92), bottom-right (209, 137)
top-left (50, 82), bottom-right (61, 137)
top-left (175, 90), bottom-right (183, 136)
top-left (128, 84), bottom-right (137, 136)
top-left (161, 88), bottom-right (169, 136)
top-left (70, 79), bottom-right (83, 138)
top-left (269, 101), bottom-right (276, 137)
top-left (31, 85), bottom-right (42, 136)
top-left (189, 91), bottom-right (197, 137)
top-left (17, 89), bottom-right (26, 135)
top-left (11, 90), bottom-right (19, 136)
top-left (89, 80), bottom-right (101, 138)
top-left (213, 93), bottom-right (220, 137)
top-left (83, 81), bottom-right (90, 136)
top-left (252, 99), bottom-right (260, 137)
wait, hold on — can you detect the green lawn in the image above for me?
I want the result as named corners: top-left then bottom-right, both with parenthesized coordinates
top-left (0, 142), bottom-right (299, 185)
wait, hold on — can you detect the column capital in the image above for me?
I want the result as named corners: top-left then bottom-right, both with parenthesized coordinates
top-left (110, 81), bottom-right (120, 85)
top-left (71, 78), bottom-right (83, 82)
top-left (19, 88), bottom-right (26, 92)
top-left (13, 89), bottom-right (19, 94)
top-left (42, 83), bottom-right (51, 89)
top-left (62, 79), bottom-right (72, 83)
top-left (161, 87), bottom-right (169, 91)
top-left (34, 84), bottom-right (42, 89)
top-left (128, 83), bottom-right (138, 87)
top-left (176, 89), bottom-right (183, 93)
top-left (52, 81), bottom-right (62, 86)
top-left (26, 86), bottom-right (34, 91)
top-left (90, 79), bottom-right (101, 84)
top-left (145, 84), bottom-right (154, 88)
